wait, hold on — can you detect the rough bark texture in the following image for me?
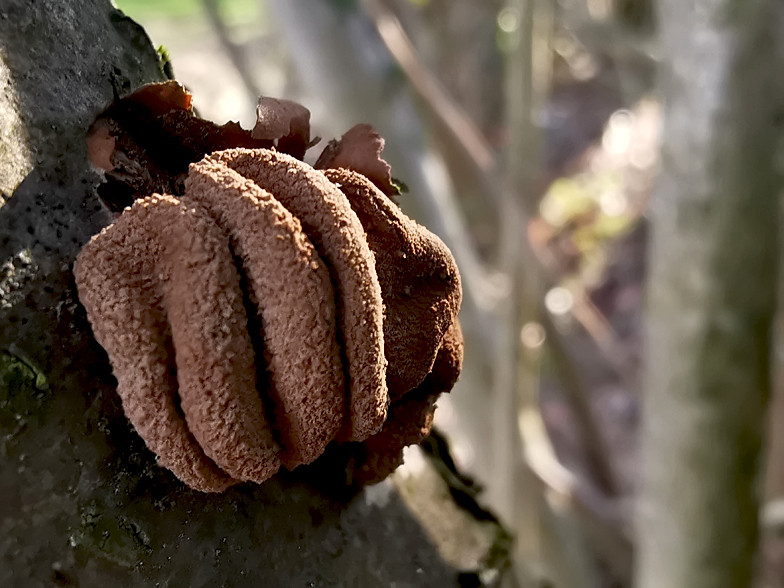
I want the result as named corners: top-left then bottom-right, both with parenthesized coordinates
top-left (0, 2), bottom-right (497, 586)
top-left (636, 2), bottom-right (784, 588)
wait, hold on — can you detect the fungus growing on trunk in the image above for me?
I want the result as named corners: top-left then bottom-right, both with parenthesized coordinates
top-left (76, 85), bottom-right (463, 492)
top-left (73, 194), bottom-right (279, 493)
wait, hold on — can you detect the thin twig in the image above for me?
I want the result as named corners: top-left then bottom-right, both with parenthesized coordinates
top-left (361, 0), bottom-right (507, 214)
top-left (541, 309), bottom-right (621, 496)
top-left (517, 419), bottom-right (632, 585)
top-left (362, 0), bottom-right (497, 173)
top-left (570, 287), bottom-right (639, 391)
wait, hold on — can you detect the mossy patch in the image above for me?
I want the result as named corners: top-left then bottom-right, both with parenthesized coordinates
top-left (0, 351), bottom-right (50, 429)
top-left (156, 45), bottom-right (175, 80)
top-left (69, 503), bottom-right (151, 567)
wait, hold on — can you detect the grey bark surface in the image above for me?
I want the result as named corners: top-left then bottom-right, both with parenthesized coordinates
top-left (636, 2), bottom-right (784, 588)
top-left (0, 2), bottom-right (489, 586)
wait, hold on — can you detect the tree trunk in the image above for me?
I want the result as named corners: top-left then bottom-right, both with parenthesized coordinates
top-left (0, 2), bottom-right (505, 586)
top-left (636, 2), bottom-right (784, 588)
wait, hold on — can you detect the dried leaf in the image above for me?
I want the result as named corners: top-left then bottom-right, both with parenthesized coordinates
top-left (252, 97), bottom-right (312, 160)
top-left (86, 82), bottom-right (272, 212)
top-left (121, 80), bottom-right (193, 116)
top-left (86, 120), bottom-right (116, 172)
top-left (315, 123), bottom-right (397, 196)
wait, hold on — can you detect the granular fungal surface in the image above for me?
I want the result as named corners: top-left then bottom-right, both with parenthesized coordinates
top-left (74, 87), bottom-right (463, 492)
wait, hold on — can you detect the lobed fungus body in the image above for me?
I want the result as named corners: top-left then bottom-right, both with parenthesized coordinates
top-left (207, 149), bottom-right (388, 443)
top-left (183, 160), bottom-right (345, 469)
top-left (76, 90), bottom-right (463, 492)
top-left (73, 194), bottom-right (279, 492)
top-left (322, 168), bottom-right (461, 399)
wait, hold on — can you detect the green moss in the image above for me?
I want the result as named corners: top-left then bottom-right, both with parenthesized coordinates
top-left (69, 503), bottom-right (151, 567)
top-left (390, 177), bottom-right (409, 195)
top-left (156, 44), bottom-right (175, 80)
top-left (0, 351), bottom-right (50, 429)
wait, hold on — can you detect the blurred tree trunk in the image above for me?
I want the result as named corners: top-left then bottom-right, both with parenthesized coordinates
top-left (636, 3), bottom-right (784, 588)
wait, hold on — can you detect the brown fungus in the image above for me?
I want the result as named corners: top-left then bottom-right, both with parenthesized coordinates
top-left (76, 100), bottom-right (464, 492)
top-left (183, 159), bottom-right (345, 469)
top-left (351, 319), bottom-right (464, 486)
top-left (74, 194), bottom-right (280, 492)
top-left (206, 148), bottom-right (388, 443)
top-left (323, 168), bottom-right (461, 399)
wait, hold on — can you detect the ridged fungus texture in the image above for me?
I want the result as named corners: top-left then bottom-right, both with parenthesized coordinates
top-left (77, 87), bottom-right (463, 492)
top-left (206, 149), bottom-right (388, 443)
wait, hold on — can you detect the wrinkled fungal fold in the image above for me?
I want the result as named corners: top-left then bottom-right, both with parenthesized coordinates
top-left (75, 136), bottom-right (462, 492)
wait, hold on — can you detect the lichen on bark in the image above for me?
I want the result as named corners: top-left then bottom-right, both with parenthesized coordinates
top-left (0, 351), bottom-right (49, 431)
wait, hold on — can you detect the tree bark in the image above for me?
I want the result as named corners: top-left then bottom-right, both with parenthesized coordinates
top-left (636, 2), bottom-right (784, 588)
